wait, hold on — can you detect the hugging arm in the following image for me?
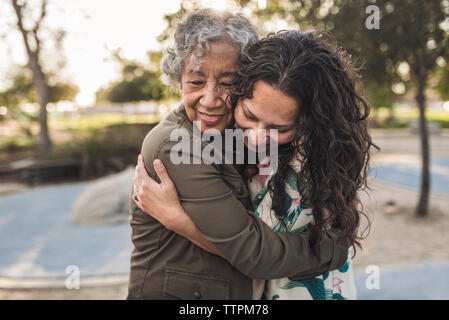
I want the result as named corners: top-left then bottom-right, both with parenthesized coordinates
top-left (139, 141), bottom-right (348, 280)
top-left (134, 155), bottom-right (224, 259)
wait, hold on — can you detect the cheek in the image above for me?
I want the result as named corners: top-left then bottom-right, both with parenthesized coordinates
top-left (182, 92), bottom-right (199, 116)
top-left (275, 132), bottom-right (296, 146)
top-left (234, 108), bottom-right (253, 129)
top-left (182, 90), bottom-right (195, 107)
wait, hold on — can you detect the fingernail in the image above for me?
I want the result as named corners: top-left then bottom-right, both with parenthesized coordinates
top-left (154, 159), bottom-right (162, 167)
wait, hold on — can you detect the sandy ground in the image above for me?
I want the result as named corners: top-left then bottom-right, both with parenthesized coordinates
top-left (0, 130), bottom-right (448, 299)
top-left (352, 178), bottom-right (449, 269)
top-left (0, 285), bottom-right (128, 300)
top-left (352, 130), bottom-right (449, 269)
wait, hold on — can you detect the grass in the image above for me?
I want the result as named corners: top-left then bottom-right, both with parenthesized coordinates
top-left (48, 113), bottom-right (161, 132)
top-left (0, 122), bottom-right (158, 180)
top-left (0, 113), bottom-right (160, 171)
top-left (1, 107), bottom-right (448, 167)
top-left (0, 136), bottom-right (37, 151)
top-left (373, 108), bottom-right (449, 128)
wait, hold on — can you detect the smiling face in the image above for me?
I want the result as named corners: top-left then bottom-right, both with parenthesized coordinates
top-left (180, 40), bottom-right (239, 133)
top-left (234, 80), bottom-right (300, 150)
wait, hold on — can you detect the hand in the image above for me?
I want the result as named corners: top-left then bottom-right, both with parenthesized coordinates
top-left (133, 154), bottom-right (185, 231)
top-left (133, 155), bottom-right (223, 257)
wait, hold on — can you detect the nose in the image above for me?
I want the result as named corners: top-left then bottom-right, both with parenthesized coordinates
top-left (199, 84), bottom-right (224, 109)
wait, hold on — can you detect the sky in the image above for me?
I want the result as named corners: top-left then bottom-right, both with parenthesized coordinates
top-left (0, 0), bottom-right (231, 105)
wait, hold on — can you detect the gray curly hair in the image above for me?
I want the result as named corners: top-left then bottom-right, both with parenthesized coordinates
top-left (161, 9), bottom-right (258, 88)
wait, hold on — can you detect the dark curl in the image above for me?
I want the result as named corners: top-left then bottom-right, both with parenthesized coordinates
top-left (230, 30), bottom-right (379, 257)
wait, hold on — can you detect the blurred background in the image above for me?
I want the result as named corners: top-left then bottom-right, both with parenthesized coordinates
top-left (0, 0), bottom-right (448, 299)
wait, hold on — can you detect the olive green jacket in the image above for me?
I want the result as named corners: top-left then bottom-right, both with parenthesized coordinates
top-left (127, 105), bottom-right (348, 300)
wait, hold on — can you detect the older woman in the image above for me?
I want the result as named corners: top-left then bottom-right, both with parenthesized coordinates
top-left (127, 9), bottom-right (348, 300)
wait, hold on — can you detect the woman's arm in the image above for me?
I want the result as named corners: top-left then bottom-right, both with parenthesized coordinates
top-left (134, 146), bottom-right (347, 280)
top-left (161, 207), bottom-right (225, 258)
top-left (133, 155), bottom-right (224, 258)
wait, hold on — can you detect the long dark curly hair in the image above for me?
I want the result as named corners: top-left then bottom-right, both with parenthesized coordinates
top-left (229, 30), bottom-right (378, 257)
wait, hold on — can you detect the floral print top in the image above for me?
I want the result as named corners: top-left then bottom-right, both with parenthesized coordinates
top-left (248, 156), bottom-right (357, 300)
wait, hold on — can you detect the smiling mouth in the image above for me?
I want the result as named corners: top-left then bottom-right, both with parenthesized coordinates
top-left (198, 111), bottom-right (227, 117)
top-left (198, 111), bottom-right (227, 125)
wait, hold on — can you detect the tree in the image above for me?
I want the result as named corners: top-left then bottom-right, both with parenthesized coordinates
top-left (157, 0), bottom-right (194, 47)
top-left (236, 0), bottom-right (449, 217)
top-left (0, 65), bottom-right (79, 114)
top-left (352, 0), bottom-right (448, 217)
top-left (0, 66), bottom-right (78, 139)
top-left (9, 0), bottom-right (55, 151)
top-left (95, 49), bottom-right (179, 104)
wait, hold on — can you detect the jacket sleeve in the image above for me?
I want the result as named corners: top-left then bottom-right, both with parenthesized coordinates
top-left (143, 139), bottom-right (348, 280)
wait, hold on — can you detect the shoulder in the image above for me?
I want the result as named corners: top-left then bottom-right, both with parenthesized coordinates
top-left (141, 105), bottom-right (187, 159)
top-left (140, 106), bottom-right (229, 195)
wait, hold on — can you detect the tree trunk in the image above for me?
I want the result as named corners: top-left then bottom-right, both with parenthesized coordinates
top-left (11, 0), bottom-right (51, 153)
top-left (30, 56), bottom-right (51, 152)
top-left (415, 72), bottom-right (430, 217)
top-left (385, 105), bottom-right (395, 125)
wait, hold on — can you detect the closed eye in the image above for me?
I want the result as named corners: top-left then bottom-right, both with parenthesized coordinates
top-left (244, 111), bottom-right (257, 121)
top-left (189, 81), bottom-right (205, 86)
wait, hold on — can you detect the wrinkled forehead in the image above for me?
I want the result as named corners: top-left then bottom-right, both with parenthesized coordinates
top-left (183, 39), bottom-right (240, 75)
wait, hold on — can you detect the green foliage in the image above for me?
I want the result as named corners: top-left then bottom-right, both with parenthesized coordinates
top-left (0, 121), bottom-right (158, 178)
top-left (156, 1), bottom-right (192, 46)
top-left (234, 0), bottom-right (449, 109)
top-left (374, 107), bottom-right (449, 128)
top-left (434, 63), bottom-right (449, 101)
top-left (96, 49), bottom-right (179, 104)
top-left (0, 136), bottom-right (37, 152)
top-left (0, 69), bottom-right (36, 108)
top-left (106, 70), bottom-right (163, 103)
top-left (0, 66), bottom-right (79, 108)
top-left (44, 123), bottom-right (157, 177)
top-left (48, 82), bottom-right (79, 103)
top-left (48, 113), bottom-right (161, 132)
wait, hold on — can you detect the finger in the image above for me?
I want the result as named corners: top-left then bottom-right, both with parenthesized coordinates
top-left (135, 155), bottom-right (154, 185)
top-left (135, 163), bottom-right (161, 196)
top-left (153, 159), bottom-right (171, 185)
top-left (134, 196), bottom-right (143, 210)
top-left (133, 167), bottom-right (138, 184)
top-left (132, 186), bottom-right (141, 207)
top-left (138, 154), bottom-right (145, 169)
top-left (136, 156), bottom-right (145, 175)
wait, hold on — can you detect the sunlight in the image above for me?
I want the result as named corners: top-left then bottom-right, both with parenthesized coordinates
top-left (392, 82), bottom-right (406, 95)
top-left (0, 106), bottom-right (7, 116)
top-left (76, 90), bottom-right (95, 106)
top-left (443, 101), bottom-right (449, 112)
top-left (200, 0), bottom-right (229, 11)
top-left (258, 0), bottom-right (267, 10)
